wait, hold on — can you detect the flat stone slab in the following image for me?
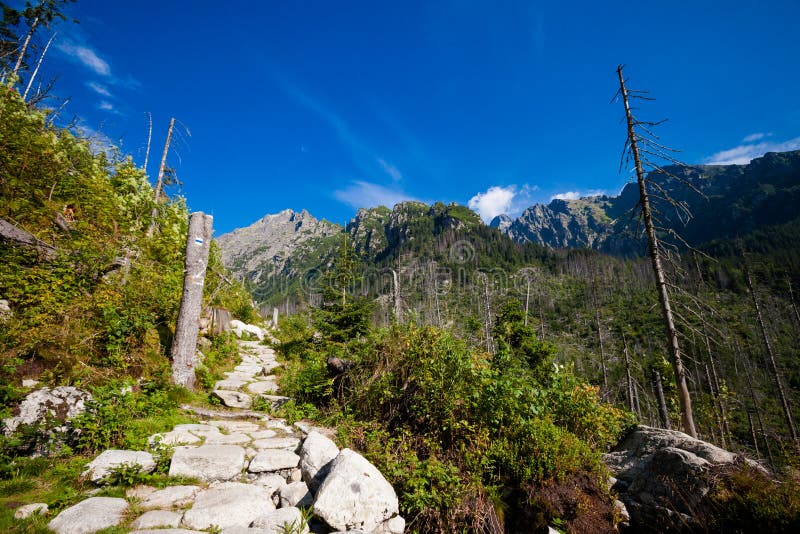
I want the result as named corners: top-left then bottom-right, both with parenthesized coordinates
top-left (235, 364), bottom-right (264, 374)
top-left (173, 424), bottom-right (222, 437)
top-left (139, 485), bottom-right (200, 510)
top-left (169, 445), bottom-right (245, 481)
top-left (132, 530), bottom-right (203, 534)
top-left (214, 379), bottom-right (248, 390)
top-left (131, 509), bottom-right (184, 529)
top-left (252, 507), bottom-right (309, 533)
top-left (48, 497), bottom-right (128, 534)
top-left (249, 449), bottom-right (300, 472)
top-left (247, 381), bottom-right (278, 394)
top-left (279, 481), bottom-right (313, 508)
top-left (248, 429), bottom-right (278, 440)
top-left (14, 502), bottom-right (47, 519)
top-left (182, 482), bottom-right (274, 530)
top-left (252, 436), bottom-right (301, 451)
top-left (83, 449), bottom-right (156, 483)
top-left (249, 472), bottom-right (287, 494)
top-left (204, 432), bottom-right (252, 445)
top-left (150, 429), bottom-right (202, 446)
top-left (213, 390), bottom-right (253, 408)
top-left (209, 420), bottom-right (261, 433)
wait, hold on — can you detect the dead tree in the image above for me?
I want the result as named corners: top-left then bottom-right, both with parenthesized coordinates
top-left (171, 212), bottom-right (213, 389)
top-left (652, 369), bottom-right (671, 430)
top-left (147, 117), bottom-right (176, 237)
top-left (740, 243), bottom-right (798, 446)
top-left (143, 112), bottom-right (153, 173)
top-left (22, 32), bottom-right (54, 101)
top-left (616, 65), bottom-right (697, 437)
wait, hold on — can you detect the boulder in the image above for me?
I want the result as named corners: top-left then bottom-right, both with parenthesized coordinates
top-left (249, 449), bottom-right (300, 472)
top-left (14, 502), bottom-right (48, 519)
top-left (252, 507), bottom-right (309, 533)
top-left (182, 482), bottom-right (274, 530)
top-left (213, 389), bottom-right (253, 409)
top-left (3, 386), bottom-right (91, 435)
top-left (48, 497), bottom-right (128, 534)
top-left (139, 485), bottom-right (201, 510)
top-left (247, 381), bottom-right (279, 394)
top-left (131, 510), bottom-right (184, 529)
top-left (0, 298), bottom-right (11, 321)
top-left (313, 449), bottom-right (400, 532)
top-left (603, 425), bottom-right (763, 531)
top-left (231, 320), bottom-right (265, 341)
top-left (250, 472), bottom-right (287, 494)
top-left (169, 445), bottom-right (245, 481)
top-left (278, 481), bottom-right (313, 508)
top-left (299, 430), bottom-right (339, 491)
top-left (83, 449), bottom-right (156, 483)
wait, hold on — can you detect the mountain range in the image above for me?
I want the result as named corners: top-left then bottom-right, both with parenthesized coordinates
top-left (217, 150), bottom-right (800, 303)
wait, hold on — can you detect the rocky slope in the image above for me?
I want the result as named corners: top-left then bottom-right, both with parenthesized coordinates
top-left (215, 209), bottom-right (341, 287)
top-left (497, 150), bottom-right (800, 253)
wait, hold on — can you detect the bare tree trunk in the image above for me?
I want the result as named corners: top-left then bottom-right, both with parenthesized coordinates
top-left (623, 333), bottom-right (635, 412)
top-left (143, 112), bottom-right (153, 173)
top-left (742, 350), bottom-right (774, 466)
top-left (22, 32), bottom-right (54, 101)
top-left (273, 307), bottom-right (279, 328)
top-left (524, 278), bottom-right (531, 326)
top-left (705, 363), bottom-right (726, 447)
top-left (617, 65), bottom-right (696, 437)
top-left (390, 268), bottom-right (401, 321)
top-left (171, 212), bottom-right (213, 389)
top-left (595, 302), bottom-right (608, 391)
top-left (788, 278), bottom-right (800, 329)
top-left (748, 412), bottom-right (760, 458)
top-left (480, 273), bottom-right (494, 354)
top-left (147, 118), bottom-right (175, 237)
top-left (652, 369), bottom-right (671, 430)
top-left (12, 17), bottom-right (39, 78)
top-left (741, 245), bottom-right (799, 446)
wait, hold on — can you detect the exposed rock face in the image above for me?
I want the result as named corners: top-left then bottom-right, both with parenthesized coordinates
top-left (3, 386), bottom-right (91, 435)
top-left (252, 506), bottom-right (309, 533)
top-left (216, 208), bottom-right (340, 286)
top-left (507, 197), bottom-right (615, 249)
top-left (299, 430), bottom-right (340, 491)
top-left (48, 496), bottom-right (128, 534)
top-left (313, 448), bottom-right (400, 532)
top-left (604, 425), bottom-right (763, 531)
top-left (489, 214), bottom-right (512, 233)
top-left (83, 449), bottom-right (156, 483)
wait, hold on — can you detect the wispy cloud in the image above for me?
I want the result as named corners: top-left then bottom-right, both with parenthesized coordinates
top-left (278, 81), bottom-right (402, 183)
top-left (333, 180), bottom-right (419, 210)
top-left (704, 135), bottom-right (800, 165)
top-left (468, 184), bottom-right (537, 222)
top-left (741, 132), bottom-right (770, 143)
top-left (57, 41), bottom-right (110, 76)
top-left (86, 81), bottom-right (112, 97)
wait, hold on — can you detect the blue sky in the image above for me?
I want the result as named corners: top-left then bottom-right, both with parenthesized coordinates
top-left (20, 0), bottom-right (800, 233)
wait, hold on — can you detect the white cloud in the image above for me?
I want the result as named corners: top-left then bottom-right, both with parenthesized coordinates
top-left (87, 81), bottom-right (112, 97)
top-left (704, 136), bottom-right (800, 165)
top-left (333, 180), bottom-right (419, 209)
top-left (551, 191), bottom-right (580, 201)
top-left (468, 184), bottom-right (537, 223)
top-left (97, 101), bottom-right (115, 111)
top-left (57, 42), bottom-right (110, 76)
top-left (377, 158), bottom-right (402, 181)
top-left (550, 189), bottom-right (607, 201)
top-left (741, 132), bottom-right (769, 143)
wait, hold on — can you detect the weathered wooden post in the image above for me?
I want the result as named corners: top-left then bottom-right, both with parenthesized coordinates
top-left (171, 212), bottom-right (213, 389)
top-left (272, 307), bottom-right (279, 328)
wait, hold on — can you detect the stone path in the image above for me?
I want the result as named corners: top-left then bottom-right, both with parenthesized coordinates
top-left (43, 339), bottom-right (405, 534)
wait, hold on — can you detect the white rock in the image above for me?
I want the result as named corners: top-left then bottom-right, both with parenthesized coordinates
top-left (131, 509), bottom-right (184, 529)
top-left (172, 423), bottom-right (222, 437)
top-left (82, 449), bottom-right (156, 483)
top-left (248, 429), bottom-right (278, 440)
top-left (247, 381), bottom-right (279, 394)
top-left (182, 482), bottom-right (274, 530)
top-left (139, 485), bottom-right (200, 510)
top-left (289, 467), bottom-right (302, 482)
top-left (132, 530), bottom-right (203, 534)
top-left (279, 481), bottom-right (313, 508)
top-left (14, 502), bottom-right (48, 519)
top-left (249, 449), bottom-right (300, 472)
top-left (258, 395), bottom-right (292, 410)
top-left (252, 436), bottom-right (301, 451)
top-left (374, 516), bottom-right (405, 534)
top-left (213, 389), bottom-right (253, 409)
top-left (127, 485), bottom-right (157, 499)
top-left (231, 320), bottom-right (265, 341)
top-left (252, 507), bottom-right (309, 533)
top-left (47, 497), bottom-right (128, 534)
top-left (3, 386), bottom-right (91, 435)
top-left (313, 449), bottom-right (399, 532)
top-left (204, 432), bottom-right (252, 445)
top-left (210, 420), bottom-right (261, 433)
top-left (21, 379), bottom-right (39, 388)
top-left (169, 445), bottom-right (245, 481)
top-left (250, 472), bottom-right (287, 494)
top-left (214, 379), bottom-right (248, 390)
top-left (299, 430), bottom-right (339, 490)
top-left (150, 430), bottom-right (202, 447)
